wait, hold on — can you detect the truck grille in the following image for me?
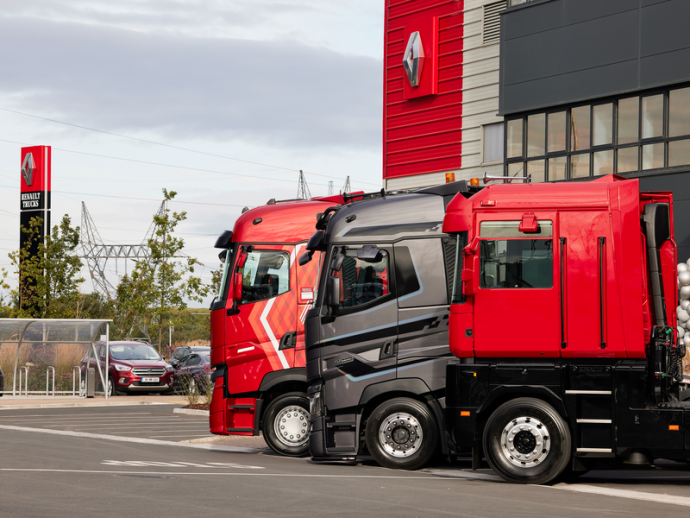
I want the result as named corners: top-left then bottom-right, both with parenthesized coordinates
top-left (132, 368), bottom-right (166, 377)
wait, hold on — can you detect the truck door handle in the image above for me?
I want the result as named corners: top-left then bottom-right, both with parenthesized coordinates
top-left (379, 339), bottom-right (397, 360)
top-left (279, 331), bottom-right (297, 350)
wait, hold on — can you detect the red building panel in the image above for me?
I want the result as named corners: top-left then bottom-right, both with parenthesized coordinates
top-left (384, 0), bottom-right (464, 180)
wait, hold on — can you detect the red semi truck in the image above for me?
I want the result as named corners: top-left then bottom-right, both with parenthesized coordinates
top-left (443, 175), bottom-right (687, 483)
top-left (209, 194), bottom-right (344, 456)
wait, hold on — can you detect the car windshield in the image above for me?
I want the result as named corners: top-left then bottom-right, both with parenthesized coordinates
top-left (110, 344), bottom-right (161, 361)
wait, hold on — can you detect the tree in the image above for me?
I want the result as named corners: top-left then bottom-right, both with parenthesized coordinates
top-left (114, 189), bottom-right (209, 350)
top-left (0, 215), bottom-right (85, 318)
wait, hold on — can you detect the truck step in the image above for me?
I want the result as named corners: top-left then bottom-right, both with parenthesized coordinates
top-left (326, 421), bottom-right (357, 429)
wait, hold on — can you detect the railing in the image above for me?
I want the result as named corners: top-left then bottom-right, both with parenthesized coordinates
top-left (73, 366), bottom-right (81, 397)
top-left (18, 367), bottom-right (28, 397)
top-left (45, 366), bottom-right (55, 397)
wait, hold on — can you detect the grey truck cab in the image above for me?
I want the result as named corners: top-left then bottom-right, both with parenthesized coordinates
top-left (301, 182), bottom-right (476, 469)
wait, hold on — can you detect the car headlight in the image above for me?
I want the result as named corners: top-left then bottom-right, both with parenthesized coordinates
top-left (114, 365), bottom-right (131, 372)
top-left (165, 364), bottom-right (174, 372)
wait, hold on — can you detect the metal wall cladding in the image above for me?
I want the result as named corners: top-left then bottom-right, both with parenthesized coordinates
top-left (385, 1), bottom-right (464, 179)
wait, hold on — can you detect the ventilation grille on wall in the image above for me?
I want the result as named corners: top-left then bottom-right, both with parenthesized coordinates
top-left (483, 1), bottom-right (507, 44)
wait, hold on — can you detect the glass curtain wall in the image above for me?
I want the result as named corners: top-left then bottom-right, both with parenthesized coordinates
top-left (505, 85), bottom-right (690, 181)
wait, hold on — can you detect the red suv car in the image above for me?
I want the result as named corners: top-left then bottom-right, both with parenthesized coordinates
top-left (81, 341), bottom-right (175, 396)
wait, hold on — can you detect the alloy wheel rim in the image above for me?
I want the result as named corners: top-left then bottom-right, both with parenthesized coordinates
top-left (378, 412), bottom-right (423, 458)
top-left (274, 405), bottom-right (310, 447)
top-left (500, 416), bottom-right (551, 468)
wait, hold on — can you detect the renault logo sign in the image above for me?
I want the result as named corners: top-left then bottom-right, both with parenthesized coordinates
top-left (403, 31), bottom-right (425, 87)
top-left (21, 152), bottom-right (35, 186)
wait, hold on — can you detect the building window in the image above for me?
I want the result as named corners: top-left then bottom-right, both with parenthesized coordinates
top-left (483, 123), bottom-right (505, 163)
top-left (504, 84), bottom-right (690, 181)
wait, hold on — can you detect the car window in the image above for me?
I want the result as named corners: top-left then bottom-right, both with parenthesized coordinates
top-left (185, 355), bottom-right (201, 366)
top-left (110, 344), bottom-right (162, 361)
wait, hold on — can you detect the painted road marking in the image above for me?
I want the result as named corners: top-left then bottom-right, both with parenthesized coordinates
top-left (0, 468), bottom-right (443, 480)
top-left (550, 483), bottom-right (690, 508)
top-left (0, 424), bottom-right (261, 453)
top-left (0, 412), bottom-right (157, 419)
top-left (102, 460), bottom-right (264, 469)
top-left (148, 434), bottom-right (212, 438)
top-left (427, 469), bottom-right (690, 508)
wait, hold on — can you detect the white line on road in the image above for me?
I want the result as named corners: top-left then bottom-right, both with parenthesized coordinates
top-left (148, 435), bottom-right (214, 438)
top-left (0, 468), bottom-right (443, 480)
top-left (0, 424), bottom-right (260, 453)
top-left (0, 413), bottom-right (157, 419)
top-left (550, 483), bottom-right (690, 508)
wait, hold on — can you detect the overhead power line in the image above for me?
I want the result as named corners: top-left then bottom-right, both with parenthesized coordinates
top-left (0, 108), bottom-right (381, 186)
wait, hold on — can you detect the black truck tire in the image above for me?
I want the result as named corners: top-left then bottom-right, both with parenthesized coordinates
top-left (483, 397), bottom-right (571, 485)
top-left (262, 392), bottom-right (310, 457)
top-left (365, 397), bottom-right (438, 470)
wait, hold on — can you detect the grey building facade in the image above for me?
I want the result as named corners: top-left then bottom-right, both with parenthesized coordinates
top-left (499, 0), bottom-right (690, 260)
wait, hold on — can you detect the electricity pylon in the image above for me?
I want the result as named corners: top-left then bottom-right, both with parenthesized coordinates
top-left (297, 170), bottom-right (311, 200)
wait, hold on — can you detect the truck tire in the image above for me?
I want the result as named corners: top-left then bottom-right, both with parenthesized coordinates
top-left (365, 397), bottom-right (438, 470)
top-left (262, 392), bottom-right (310, 457)
top-left (483, 397), bottom-right (571, 485)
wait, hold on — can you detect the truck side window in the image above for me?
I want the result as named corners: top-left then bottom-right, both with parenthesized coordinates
top-left (478, 221), bottom-right (553, 289)
top-left (480, 240), bottom-right (553, 289)
top-left (331, 249), bottom-right (390, 312)
top-left (238, 250), bottom-right (290, 304)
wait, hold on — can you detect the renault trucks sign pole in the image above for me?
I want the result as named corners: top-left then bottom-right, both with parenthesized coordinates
top-left (19, 145), bottom-right (51, 267)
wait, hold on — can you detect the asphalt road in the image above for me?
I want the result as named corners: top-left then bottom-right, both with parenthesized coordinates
top-left (1, 405), bottom-right (689, 517)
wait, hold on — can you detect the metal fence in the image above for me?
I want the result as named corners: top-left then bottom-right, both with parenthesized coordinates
top-left (0, 319), bottom-right (112, 399)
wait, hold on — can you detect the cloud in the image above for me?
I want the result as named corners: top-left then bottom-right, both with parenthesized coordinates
top-left (0, 15), bottom-right (382, 150)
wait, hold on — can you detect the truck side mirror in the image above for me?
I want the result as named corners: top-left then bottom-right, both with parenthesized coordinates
top-left (233, 272), bottom-right (243, 302)
top-left (299, 251), bottom-right (313, 266)
top-left (327, 276), bottom-right (341, 310)
top-left (306, 231), bottom-right (325, 251)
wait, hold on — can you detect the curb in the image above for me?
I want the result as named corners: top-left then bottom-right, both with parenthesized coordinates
top-left (173, 408), bottom-right (210, 417)
top-left (0, 401), bottom-right (174, 411)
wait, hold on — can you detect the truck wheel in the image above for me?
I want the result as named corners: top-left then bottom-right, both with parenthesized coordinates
top-left (262, 392), bottom-right (310, 457)
top-left (483, 398), bottom-right (571, 485)
top-left (365, 398), bottom-right (438, 470)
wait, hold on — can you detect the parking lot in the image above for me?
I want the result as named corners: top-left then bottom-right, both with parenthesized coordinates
top-left (0, 403), bottom-right (689, 517)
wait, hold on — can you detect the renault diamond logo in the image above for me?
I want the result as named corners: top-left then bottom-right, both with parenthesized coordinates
top-left (403, 31), bottom-right (425, 87)
top-left (21, 153), bottom-right (35, 186)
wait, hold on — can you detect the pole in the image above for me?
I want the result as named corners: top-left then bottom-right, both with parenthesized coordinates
top-left (105, 323), bottom-right (109, 400)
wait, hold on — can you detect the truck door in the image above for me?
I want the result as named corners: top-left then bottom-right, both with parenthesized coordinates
top-left (473, 216), bottom-right (561, 357)
top-left (559, 211), bottom-right (625, 357)
top-left (225, 245), bottom-right (298, 394)
top-left (319, 244), bottom-right (398, 410)
top-left (394, 238), bottom-right (452, 392)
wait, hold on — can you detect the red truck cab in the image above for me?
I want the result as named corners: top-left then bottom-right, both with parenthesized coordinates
top-left (442, 175), bottom-right (686, 484)
top-left (209, 195), bottom-right (343, 456)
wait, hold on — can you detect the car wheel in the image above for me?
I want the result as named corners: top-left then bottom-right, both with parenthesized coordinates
top-left (365, 397), bottom-right (438, 470)
top-left (483, 397), bottom-right (571, 485)
top-left (262, 392), bottom-right (310, 457)
top-left (106, 378), bottom-right (122, 397)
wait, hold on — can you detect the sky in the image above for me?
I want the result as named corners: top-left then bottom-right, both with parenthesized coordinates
top-left (0, 0), bottom-right (385, 305)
